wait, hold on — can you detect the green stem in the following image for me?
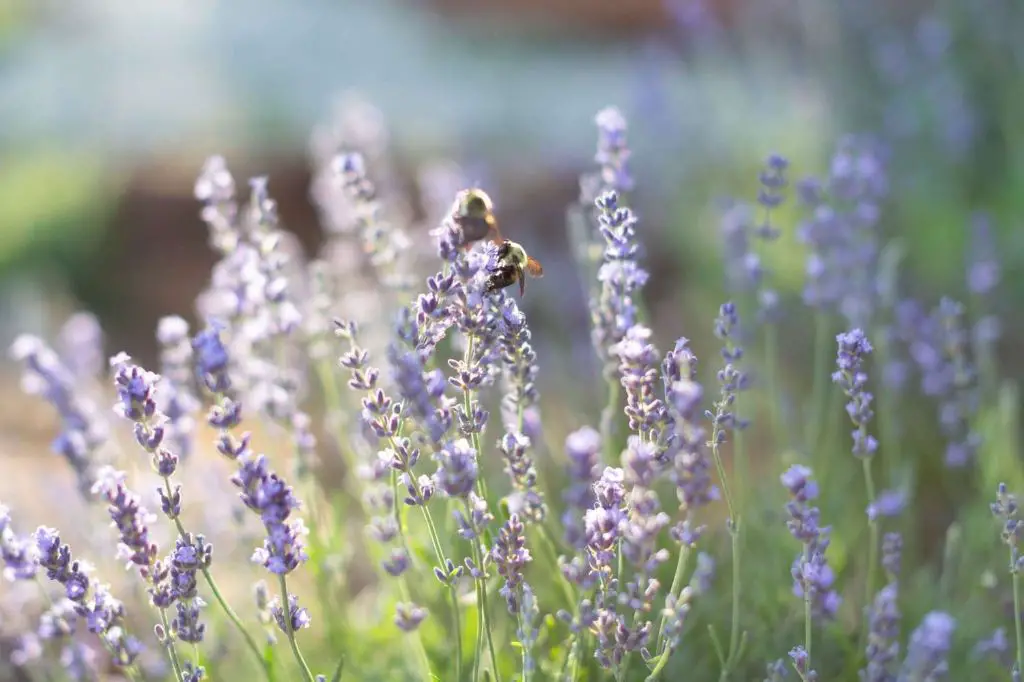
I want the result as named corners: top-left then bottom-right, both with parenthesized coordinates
top-left (463, 334), bottom-right (494, 549)
top-left (480, 562), bottom-right (501, 681)
top-left (394, 575), bottom-right (434, 679)
top-left (406, 471), bottom-right (468, 682)
top-left (518, 606), bottom-right (530, 682)
top-left (320, 354), bottom-right (433, 680)
top-left (806, 314), bottom-right (832, 454)
top-left (708, 407), bottom-right (743, 680)
top-left (1013, 559), bottom-right (1024, 679)
top-left (709, 446), bottom-right (736, 527)
top-left (803, 545), bottom-right (813, 662)
top-left (535, 523), bottom-right (576, 610)
top-left (860, 455), bottom-right (879, 654)
top-left (645, 644), bottom-right (673, 682)
top-left (653, 545), bottom-right (692, 656)
top-left (277, 574), bottom-right (316, 682)
top-left (163, 480), bottom-right (270, 680)
top-left (158, 608), bottom-right (186, 681)
top-left (473, 577), bottom-right (484, 682)
top-left (451, 584), bottom-right (464, 682)
top-left (567, 633), bottom-right (583, 682)
top-left (464, 500), bottom-right (500, 681)
top-left (763, 323), bottom-right (784, 447)
top-left (871, 327), bottom-right (898, 485)
top-left (722, 518), bottom-right (743, 679)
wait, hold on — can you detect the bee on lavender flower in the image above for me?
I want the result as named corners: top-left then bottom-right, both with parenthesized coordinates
top-left (452, 187), bottom-right (501, 247)
top-left (486, 239), bottom-right (544, 297)
top-left (452, 188), bottom-right (544, 296)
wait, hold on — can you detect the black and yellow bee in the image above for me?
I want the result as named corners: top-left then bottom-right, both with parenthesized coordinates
top-left (452, 188), bottom-right (544, 297)
top-left (452, 188), bottom-right (501, 247)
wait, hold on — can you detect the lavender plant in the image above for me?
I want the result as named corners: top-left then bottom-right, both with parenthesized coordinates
top-left (1, 95), bottom-right (1022, 682)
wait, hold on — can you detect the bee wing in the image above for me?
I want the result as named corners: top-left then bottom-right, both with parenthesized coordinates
top-left (525, 255), bottom-right (544, 277)
top-left (486, 217), bottom-right (503, 245)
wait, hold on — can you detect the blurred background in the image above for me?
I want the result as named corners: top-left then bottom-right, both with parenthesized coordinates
top-left (2, 0), bottom-right (1022, 360)
top-left (1, 0), bottom-right (1024, 677)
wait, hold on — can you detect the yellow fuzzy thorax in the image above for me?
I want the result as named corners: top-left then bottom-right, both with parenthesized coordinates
top-left (504, 241), bottom-right (529, 268)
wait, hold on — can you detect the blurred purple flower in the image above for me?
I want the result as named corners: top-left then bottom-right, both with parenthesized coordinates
top-left (900, 611), bottom-right (956, 680)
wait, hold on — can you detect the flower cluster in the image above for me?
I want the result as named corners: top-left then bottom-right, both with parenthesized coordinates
top-left (155, 316), bottom-right (201, 462)
top-left (781, 465), bottom-right (840, 620)
top-left (5, 94), bottom-right (1024, 682)
top-left (862, 532), bottom-right (903, 682)
top-left (35, 526), bottom-right (142, 667)
top-left (833, 329), bottom-right (878, 459)
top-left (590, 192), bottom-right (649, 369)
top-left (796, 136), bottom-right (888, 328)
top-left (710, 302), bottom-right (750, 445)
top-left (899, 611), bottom-right (956, 680)
top-left (719, 154), bottom-right (790, 321)
top-left (9, 334), bottom-right (109, 498)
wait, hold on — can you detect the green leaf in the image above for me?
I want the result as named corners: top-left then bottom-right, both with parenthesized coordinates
top-left (707, 625), bottom-right (726, 667)
top-left (330, 653), bottom-right (347, 682)
top-left (263, 641), bottom-right (277, 682)
top-left (979, 381), bottom-right (1024, 494)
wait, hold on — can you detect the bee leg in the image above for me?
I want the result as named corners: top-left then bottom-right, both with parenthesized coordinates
top-left (517, 265), bottom-right (526, 297)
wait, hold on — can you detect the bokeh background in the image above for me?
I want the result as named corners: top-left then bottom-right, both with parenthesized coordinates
top-left (2, 0), bottom-right (1024, 679)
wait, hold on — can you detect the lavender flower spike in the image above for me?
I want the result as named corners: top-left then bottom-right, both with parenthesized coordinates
top-left (232, 451), bottom-right (309, 576)
top-left (591, 191), bottom-right (649, 369)
top-left (0, 503), bottom-right (38, 581)
top-left (781, 464), bottom-right (840, 645)
top-left (833, 329), bottom-right (878, 459)
top-left (992, 483), bottom-right (1024, 679)
top-left (594, 106), bottom-right (634, 194)
top-left (10, 334), bottom-right (108, 497)
top-left (34, 526), bottom-right (142, 667)
top-left (861, 582), bottom-right (901, 682)
top-left (899, 611), bottom-right (956, 680)
top-left (491, 513), bottom-right (532, 614)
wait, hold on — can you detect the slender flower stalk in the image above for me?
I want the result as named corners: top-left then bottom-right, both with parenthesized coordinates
top-left (652, 337), bottom-right (716, 662)
top-left (797, 138), bottom-right (888, 453)
top-left (719, 155), bottom-right (788, 444)
top-left (781, 465), bottom-right (840, 671)
top-left (334, 318), bottom-right (436, 677)
top-left (590, 191), bottom-right (649, 462)
top-left (190, 323), bottom-right (298, 680)
top-left (90, 464), bottom-right (185, 679)
top-left (707, 303), bottom-right (748, 679)
top-left (992, 483), bottom-right (1024, 680)
top-left (646, 553), bottom-right (715, 681)
top-left (832, 329), bottom-right (881, 636)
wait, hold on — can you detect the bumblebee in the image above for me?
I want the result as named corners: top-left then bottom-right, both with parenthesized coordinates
top-left (451, 188), bottom-right (544, 296)
top-left (452, 188), bottom-right (501, 247)
top-left (486, 239), bottom-right (544, 297)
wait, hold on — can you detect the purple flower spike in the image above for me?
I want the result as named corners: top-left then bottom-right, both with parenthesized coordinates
top-left (781, 465), bottom-right (840, 621)
top-left (491, 514), bottom-right (532, 614)
top-left (833, 329), bottom-right (879, 459)
top-left (900, 611), bottom-right (955, 680)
